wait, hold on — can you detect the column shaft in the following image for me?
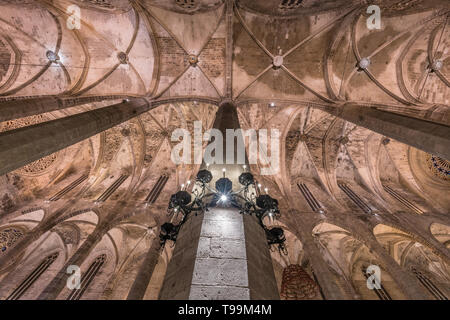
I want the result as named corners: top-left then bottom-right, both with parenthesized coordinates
top-left (353, 227), bottom-right (432, 299)
top-left (0, 98), bottom-right (151, 176)
top-left (0, 95), bottom-right (127, 122)
top-left (302, 237), bottom-right (351, 299)
top-left (158, 212), bottom-right (204, 299)
top-left (243, 214), bottom-right (280, 300)
top-left (367, 237), bottom-right (433, 299)
top-left (159, 102), bottom-right (279, 300)
top-left (326, 103), bottom-right (450, 160)
top-left (189, 208), bottom-right (252, 300)
top-left (126, 236), bottom-right (162, 300)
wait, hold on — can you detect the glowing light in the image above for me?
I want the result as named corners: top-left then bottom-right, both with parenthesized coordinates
top-left (220, 195), bottom-right (228, 202)
top-left (187, 180), bottom-right (191, 185)
top-left (258, 184), bottom-right (262, 188)
top-left (358, 57), bottom-right (371, 70)
top-left (264, 187), bottom-right (269, 193)
top-left (243, 165), bottom-right (247, 170)
top-left (270, 102), bottom-right (276, 107)
top-left (222, 168), bottom-right (226, 172)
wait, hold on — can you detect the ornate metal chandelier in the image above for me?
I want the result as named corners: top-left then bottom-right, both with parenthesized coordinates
top-left (159, 169), bottom-right (287, 254)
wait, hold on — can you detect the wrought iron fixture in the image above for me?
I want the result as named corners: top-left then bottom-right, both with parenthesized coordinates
top-left (159, 169), bottom-right (287, 254)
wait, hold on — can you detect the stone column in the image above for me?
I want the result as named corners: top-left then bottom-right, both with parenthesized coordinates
top-left (189, 207), bottom-right (250, 300)
top-left (0, 98), bottom-right (152, 176)
top-left (159, 102), bottom-right (279, 300)
top-left (243, 214), bottom-right (280, 299)
top-left (357, 228), bottom-right (432, 300)
top-left (325, 103), bottom-right (450, 160)
top-left (126, 235), bottom-right (162, 300)
top-left (158, 210), bottom-right (204, 299)
top-left (160, 208), bottom-right (279, 300)
top-left (302, 236), bottom-right (351, 299)
top-left (0, 95), bottom-right (127, 122)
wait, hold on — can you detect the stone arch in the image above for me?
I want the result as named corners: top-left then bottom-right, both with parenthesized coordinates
top-left (0, 209), bottom-right (100, 299)
top-left (373, 224), bottom-right (450, 299)
top-left (100, 224), bottom-right (152, 300)
top-left (430, 223), bottom-right (450, 248)
top-left (0, 208), bottom-right (45, 272)
top-left (0, 230), bottom-right (66, 299)
top-left (57, 226), bottom-right (119, 300)
top-left (379, 142), bottom-right (439, 213)
top-left (280, 105), bottom-right (307, 192)
top-left (312, 222), bottom-right (406, 299)
top-left (55, 210), bottom-right (100, 258)
top-left (2, 208), bottom-right (45, 230)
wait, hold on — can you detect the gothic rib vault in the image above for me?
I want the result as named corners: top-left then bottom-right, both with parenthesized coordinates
top-left (0, 0), bottom-right (449, 300)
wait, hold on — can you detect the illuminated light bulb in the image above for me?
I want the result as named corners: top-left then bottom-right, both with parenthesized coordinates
top-left (270, 102), bottom-right (276, 107)
top-left (243, 165), bottom-right (247, 170)
top-left (187, 180), bottom-right (191, 185)
top-left (220, 195), bottom-right (227, 202)
top-left (181, 184), bottom-right (185, 189)
top-left (206, 163), bottom-right (210, 168)
top-left (432, 60), bottom-right (443, 71)
top-left (358, 57), bottom-right (371, 70)
top-left (222, 168), bottom-right (226, 172)
top-left (264, 187), bottom-right (269, 193)
top-left (258, 184), bottom-right (262, 188)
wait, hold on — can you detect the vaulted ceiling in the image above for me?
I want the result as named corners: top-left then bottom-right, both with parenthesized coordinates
top-left (0, 0), bottom-right (449, 222)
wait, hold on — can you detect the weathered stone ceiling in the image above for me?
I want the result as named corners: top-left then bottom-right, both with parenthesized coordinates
top-left (0, 0), bottom-right (447, 105)
top-left (0, 3), bottom-right (449, 300)
top-left (237, 0), bottom-right (357, 16)
top-left (0, 101), bottom-right (218, 221)
top-left (237, 101), bottom-right (450, 214)
top-left (0, 0), bottom-right (449, 217)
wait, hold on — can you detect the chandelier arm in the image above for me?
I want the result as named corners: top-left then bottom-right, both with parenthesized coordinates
top-left (159, 170), bottom-right (287, 255)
